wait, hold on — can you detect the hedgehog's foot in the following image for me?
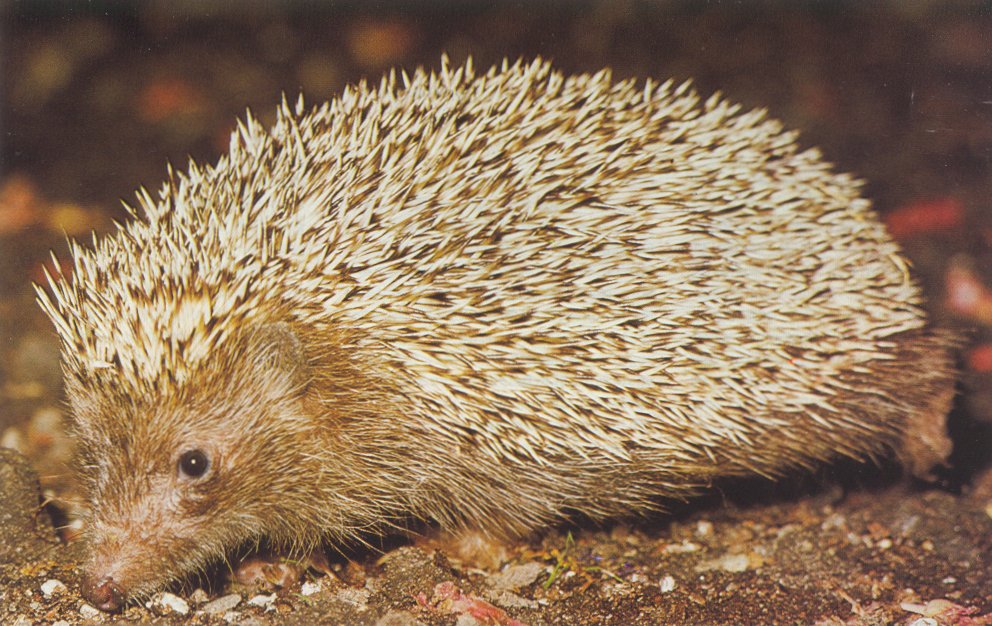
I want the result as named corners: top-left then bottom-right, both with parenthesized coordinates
top-left (233, 550), bottom-right (333, 589)
top-left (414, 528), bottom-right (513, 571)
top-left (900, 375), bottom-right (955, 480)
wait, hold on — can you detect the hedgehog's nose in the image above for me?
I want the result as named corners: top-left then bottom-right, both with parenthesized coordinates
top-left (81, 575), bottom-right (125, 612)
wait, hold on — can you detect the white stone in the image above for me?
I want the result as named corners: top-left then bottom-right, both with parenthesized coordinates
top-left (0, 427), bottom-right (25, 453)
top-left (201, 593), bottom-right (241, 614)
top-left (300, 580), bottom-right (322, 596)
top-left (335, 586), bottom-right (371, 607)
top-left (662, 541), bottom-right (701, 554)
top-left (695, 553), bottom-right (750, 573)
top-left (147, 592), bottom-right (190, 616)
top-left (189, 588), bottom-right (210, 604)
top-left (248, 593), bottom-right (276, 608)
top-left (40, 579), bottom-right (67, 598)
top-left (487, 562), bottom-right (545, 592)
top-left (488, 590), bottom-right (538, 610)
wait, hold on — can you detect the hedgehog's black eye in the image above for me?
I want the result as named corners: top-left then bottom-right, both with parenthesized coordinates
top-left (178, 449), bottom-right (210, 479)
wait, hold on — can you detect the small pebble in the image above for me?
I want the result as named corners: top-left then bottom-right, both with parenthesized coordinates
top-left (659, 575), bottom-right (676, 593)
top-left (695, 520), bottom-right (714, 537)
top-left (820, 513), bottom-right (847, 531)
top-left (40, 579), bottom-right (67, 598)
top-left (201, 593), bottom-right (242, 614)
top-left (696, 553), bottom-right (750, 573)
top-left (901, 599), bottom-right (954, 617)
top-left (487, 562), bottom-right (545, 592)
top-left (248, 593), bottom-right (276, 608)
top-left (147, 592), bottom-right (190, 616)
top-left (335, 586), bottom-right (371, 607)
top-left (189, 588), bottom-right (210, 604)
top-left (300, 580), bottom-right (322, 596)
top-left (79, 604), bottom-right (101, 619)
top-left (902, 602), bottom-right (926, 614)
top-left (907, 619), bottom-right (938, 626)
top-left (223, 611), bottom-right (242, 623)
top-left (488, 590), bottom-right (538, 609)
top-left (920, 599), bottom-right (955, 616)
top-left (941, 576), bottom-right (957, 584)
top-left (662, 540), bottom-right (701, 554)
top-left (0, 427), bottom-right (26, 453)
top-left (52, 621), bottom-right (70, 626)
top-left (898, 514), bottom-right (921, 535)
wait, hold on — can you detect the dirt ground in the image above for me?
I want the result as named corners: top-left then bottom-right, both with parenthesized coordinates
top-left (1, 2), bottom-right (992, 624)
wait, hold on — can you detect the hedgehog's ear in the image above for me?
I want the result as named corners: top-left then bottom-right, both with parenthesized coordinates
top-left (246, 322), bottom-right (311, 395)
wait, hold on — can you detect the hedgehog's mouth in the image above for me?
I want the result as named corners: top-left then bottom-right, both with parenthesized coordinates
top-left (81, 514), bottom-right (210, 612)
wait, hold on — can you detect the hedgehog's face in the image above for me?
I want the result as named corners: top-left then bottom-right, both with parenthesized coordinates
top-left (76, 425), bottom-right (229, 611)
top-left (72, 322), bottom-right (317, 611)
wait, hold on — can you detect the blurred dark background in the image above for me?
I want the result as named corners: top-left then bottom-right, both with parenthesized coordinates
top-left (4, 1), bottom-right (991, 213)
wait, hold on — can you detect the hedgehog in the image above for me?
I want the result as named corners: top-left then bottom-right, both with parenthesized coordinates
top-left (37, 57), bottom-right (955, 612)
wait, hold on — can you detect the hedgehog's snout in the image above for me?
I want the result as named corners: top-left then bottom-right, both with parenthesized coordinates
top-left (81, 575), bottom-right (125, 612)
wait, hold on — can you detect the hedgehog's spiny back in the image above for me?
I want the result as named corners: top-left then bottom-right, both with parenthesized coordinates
top-left (41, 58), bottom-right (928, 473)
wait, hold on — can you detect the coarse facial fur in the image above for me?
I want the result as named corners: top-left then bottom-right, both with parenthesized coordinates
top-left (38, 57), bottom-right (955, 609)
